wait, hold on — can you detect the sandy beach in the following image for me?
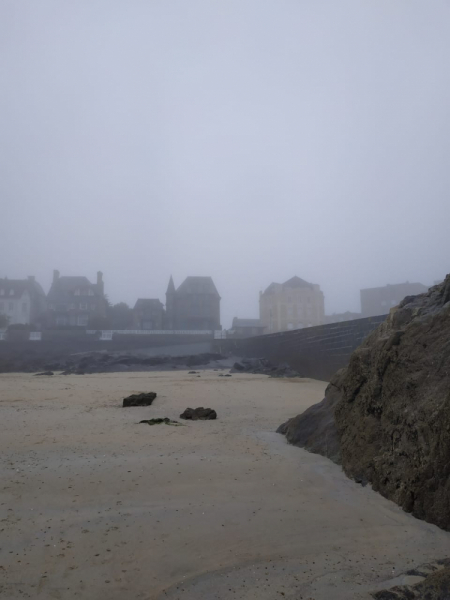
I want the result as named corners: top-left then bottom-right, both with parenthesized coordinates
top-left (1, 369), bottom-right (449, 600)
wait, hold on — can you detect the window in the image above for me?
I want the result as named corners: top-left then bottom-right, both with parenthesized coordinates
top-left (69, 303), bottom-right (76, 309)
top-left (9, 290), bottom-right (14, 296)
top-left (0, 289), bottom-right (4, 295)
top-left (22, 303), bottom-right (28, 314)
top-left (80, 302), bottom-right (88, 310)
top-left (8, 302), bottom-right (14, 312)
top-left (75, 289), bottom-right (80, 296)
top-left (88, 289), bottom-right (94, 296)
top-left (77, 315), bottom-right (88, 326)
top-left (56, 316), bottom-right (68, 326)
top-left (90, 304), bottom-right (96, 311)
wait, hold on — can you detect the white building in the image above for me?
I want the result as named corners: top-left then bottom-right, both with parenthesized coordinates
top-left (0, 276), bottom-right (47, 326)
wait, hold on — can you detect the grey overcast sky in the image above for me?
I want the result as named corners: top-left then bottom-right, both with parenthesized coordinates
top-left (1, 1), bottom-right (449, 327)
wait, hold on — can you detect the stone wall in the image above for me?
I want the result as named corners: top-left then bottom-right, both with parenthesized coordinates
top-left (217, 315), bottom-right (388, 381)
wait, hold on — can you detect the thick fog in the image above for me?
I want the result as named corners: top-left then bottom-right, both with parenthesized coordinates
top-left (1, 1), bottom-right (449, 327)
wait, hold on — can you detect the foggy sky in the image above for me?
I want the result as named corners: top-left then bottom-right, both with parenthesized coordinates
top-left (1, 1), bottom-right (449, 327)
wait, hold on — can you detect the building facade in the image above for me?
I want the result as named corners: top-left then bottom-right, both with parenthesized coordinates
top-left (231, 318), bottom-right (266, 337)
top-left (0, 276), bottom-right (47, 326)
top-left (360, 282), bottom-right (429, 317)
top-left (47, 270), bottom-right (107, 327)
top-left (165, 276), bottom-right (221, 330)
top-left (259, 276), bottom-right (324, 333)
top-left (133, 299), bottom-right (164, 330)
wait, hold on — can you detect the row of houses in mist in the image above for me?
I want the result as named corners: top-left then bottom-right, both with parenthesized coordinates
top-left (0, 268), bottom-right (432, 336)
top-left (0, 271), bottom-right (221, 332)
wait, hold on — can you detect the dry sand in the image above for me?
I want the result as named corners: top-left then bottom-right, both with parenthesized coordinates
top-left (1, 370), bottom-right (449, 600)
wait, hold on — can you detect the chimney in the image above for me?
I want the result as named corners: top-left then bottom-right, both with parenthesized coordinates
top-left (97, 271), bottom-right (104, 294)
top-left (53, 270), bottom-right (60, 283)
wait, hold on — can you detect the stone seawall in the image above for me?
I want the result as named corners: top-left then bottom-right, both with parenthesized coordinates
top-left (217, 315), bottom-right (388, 381)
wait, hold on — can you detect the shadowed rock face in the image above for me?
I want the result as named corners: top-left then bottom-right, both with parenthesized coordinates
top-left (372, 558), bottom-right (450, 599)
top-left (278, 275), bottom-right (450, 530)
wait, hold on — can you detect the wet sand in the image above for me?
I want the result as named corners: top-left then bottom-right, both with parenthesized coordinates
top-left (1, 370), bottom-right (449, 600)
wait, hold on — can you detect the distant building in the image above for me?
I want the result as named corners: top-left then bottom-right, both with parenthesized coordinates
top-left (360, 282), bottom-right (429, 317)
top-left (165, 276), bottom-right (221, 331)
top-left (259, 276), bottom-right (324, 333)
top-left (231, 317), bottom-right (266, 337)
top-left (0, 276), bottom-right (46, 326)
top-left (47, 270), bottom-right (107, 327)
top-left (133, 299), bottom-right (164, 330)
top-left (324, 311), bottom-right (362, 325)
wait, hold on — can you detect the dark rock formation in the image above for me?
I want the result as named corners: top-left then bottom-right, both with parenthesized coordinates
top-left (180, 407), bottom-right (217, 420)
top-left (278, 275), bottom-right (450, 530)
top-left (34, 371), bottom-right (54, 376)
top-left (123, 392), bottom-right (157, 407)
top-left (0, 351), bottom-right (225, 375)
top-left (277, 370), bottom-right (343, 463)
top-left (372, 558), bottom-right (450, 599)
top-left (231, 358), bottom-right (302, 378)
top-left (139, 418), bottom-right (180, 426)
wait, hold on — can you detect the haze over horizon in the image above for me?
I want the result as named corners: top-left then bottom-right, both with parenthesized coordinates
top-left (1, 1), bottom-right (449, 328)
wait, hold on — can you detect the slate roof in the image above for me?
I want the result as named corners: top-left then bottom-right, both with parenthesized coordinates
top-left (0, 278), bottom-right (46, 299)
top-left (262, 276), bottom-right (314, 295)
top-left (166, 276), bottom-right (176, 294)
top-left (176, 276), bottom-right (220, 298)
top-left (282, 276), bottom-right (314, 289)
top-left (47, 276), bottom-right (102, 303)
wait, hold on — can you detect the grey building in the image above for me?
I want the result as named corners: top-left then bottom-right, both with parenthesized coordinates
top-left (133, 299), bottom-right (164, 330)
top-left (231, 318), bottom-right (266, 337)
top-left (360, 281), bottom-right (429, 317)
top-left (165, 276), bottom-right (221, 331)
top-left (0, 276), bottom-right (46, 326)
top-left (47, 270), bottom-right (107, 327)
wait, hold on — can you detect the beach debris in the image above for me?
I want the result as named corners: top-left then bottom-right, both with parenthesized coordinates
top-left (123, 392), bottom-right (157, 407)
top-left (188, 371), bottom-right (198, 374)
top-left (180, 407), bottom-right (217, 420)
top-left (139, 418), bottom-right (182, 426)
top-left (34, 371), bottom-right (54, 376)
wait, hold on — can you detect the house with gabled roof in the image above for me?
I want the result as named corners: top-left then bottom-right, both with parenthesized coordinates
top-left (0, 276), bottom-right (47, 326)
top-left (47, 270), bottom-right (107, 327)
top-left (259, 275), bottom-right (324, 333)
top-left (165, 276), bottom-right (221, 331)
top-left (133, 298), bottom-right (164, 330)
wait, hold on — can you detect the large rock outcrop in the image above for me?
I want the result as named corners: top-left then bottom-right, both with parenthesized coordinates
top-left (278, 275), bottom-right (450, 530)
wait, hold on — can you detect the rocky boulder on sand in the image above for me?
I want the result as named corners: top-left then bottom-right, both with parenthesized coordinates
top-left (180, 407), bottom-right (217, 420)
top-left (123, 392), bottom-right (157, 407)
top-left (278, 275), bottom-right (450, 530)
